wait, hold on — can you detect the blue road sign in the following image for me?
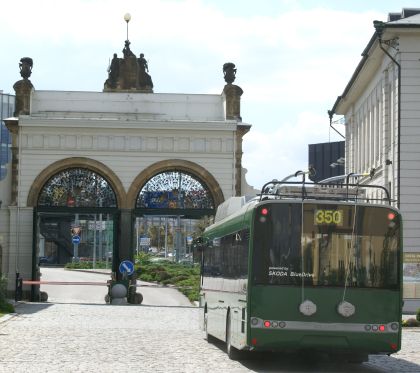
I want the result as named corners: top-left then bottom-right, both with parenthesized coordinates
top-left (119, 260), bottom-right (134, 275)
top-left (72, 235), bottom-right (81, 244)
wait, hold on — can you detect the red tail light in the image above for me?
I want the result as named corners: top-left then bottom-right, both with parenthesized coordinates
top-left (379, 325), bottom-right (385, 332)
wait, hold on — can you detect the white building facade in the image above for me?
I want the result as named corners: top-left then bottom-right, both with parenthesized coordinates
top-left (0, 92), bottom-right (15, 278)
top-left (331, 8), bottom-right (420, 312)
top-left (1, 52), bottom-right (256, 300)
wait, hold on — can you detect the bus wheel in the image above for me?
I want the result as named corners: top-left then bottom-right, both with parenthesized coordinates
top-left (226, 314), bottom-right (241, 360)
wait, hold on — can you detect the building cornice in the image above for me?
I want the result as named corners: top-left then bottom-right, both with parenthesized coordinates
top-left (331, 25), bottom-right (420, 115)
top-left (18, 116), bottom-right (243, 132)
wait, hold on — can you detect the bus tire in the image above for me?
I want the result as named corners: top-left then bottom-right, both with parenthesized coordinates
top-left (226, 314), bottom-right (242, 360)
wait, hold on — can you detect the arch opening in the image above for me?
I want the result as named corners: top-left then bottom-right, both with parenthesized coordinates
top-left (33, 167), bottom-right (119, 274)
top-left (136, 170), bottom-right (214, 210)
top-left (133, 169), bottom-right (218, 263)
top-left (37, 167), bottom-right (117, 208)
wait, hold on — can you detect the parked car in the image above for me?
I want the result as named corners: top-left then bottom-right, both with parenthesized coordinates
top-left (38, 256), bottom-right (56, 265)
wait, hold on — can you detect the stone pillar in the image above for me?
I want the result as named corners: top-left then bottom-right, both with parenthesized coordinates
top-left (13, 79), bottom-right (34, 116)
top-left (4, 118), bottom-right (19, 206)
top-left (6, 207), bottom-right (34, 300)
top-left (223, 84), bottom-right (243, 121)
top-left (235, 124), bottom-right (251, 196)
top-left (117, 209), bottom-right (134, 280)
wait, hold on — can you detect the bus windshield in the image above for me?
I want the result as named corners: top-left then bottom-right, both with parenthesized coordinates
top-left (252, 202), bottom-right (400, 289)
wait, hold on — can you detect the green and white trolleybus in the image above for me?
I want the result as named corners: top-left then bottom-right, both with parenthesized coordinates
top-left (198, 171), bottom-right (402, 362)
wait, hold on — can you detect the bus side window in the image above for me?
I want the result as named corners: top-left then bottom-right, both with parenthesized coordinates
top-left (239, 229), bottom-right (249, 277)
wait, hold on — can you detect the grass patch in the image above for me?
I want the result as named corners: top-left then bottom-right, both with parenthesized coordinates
top-left (135, 253), bottom-right (200, 302)
top-left (63, 253), bottom-right (200, 302)
top-left (64, 261), bottom-right (110, 270)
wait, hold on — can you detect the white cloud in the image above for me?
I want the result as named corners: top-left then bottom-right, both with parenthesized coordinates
top-left (0, 1), bottom-right (393, 190)
top-left (242, 111), bottom-right (343, 188)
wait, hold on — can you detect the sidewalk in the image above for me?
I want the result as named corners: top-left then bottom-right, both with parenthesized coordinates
top-left (67, 268), bottom-right (112, 275)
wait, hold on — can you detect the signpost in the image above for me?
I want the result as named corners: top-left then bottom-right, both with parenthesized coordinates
top-left (119, 260), bottom-right (134, 276)
top-left (71, 219), bottom-right (80, 259)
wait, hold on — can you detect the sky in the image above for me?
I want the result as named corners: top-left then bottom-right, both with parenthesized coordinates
top-left (1, 0), bottom-right (419, 190)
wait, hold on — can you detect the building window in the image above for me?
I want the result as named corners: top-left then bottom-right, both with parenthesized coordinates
top-left (0, 93), bottom-right (15, 181)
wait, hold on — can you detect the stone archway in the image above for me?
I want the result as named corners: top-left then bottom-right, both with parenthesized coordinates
top-left (27, 157), bottom-right (127, 208)
top-left (127, 159), bottom-right (224, 209)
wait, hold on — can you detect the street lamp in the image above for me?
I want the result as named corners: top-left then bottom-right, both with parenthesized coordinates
top-left (124, 13), bottom-right (131, 41)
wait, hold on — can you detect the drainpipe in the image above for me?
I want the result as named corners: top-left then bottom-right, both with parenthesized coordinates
top-left (327, 109), bottom-right (345, 139)
top-left (373, 20), bottom-right (401, 208)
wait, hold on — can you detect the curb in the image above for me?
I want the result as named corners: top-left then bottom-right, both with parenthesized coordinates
top-left (66, 268), bottom-right (112, 276)
top-left (0, 312), bottom-right (18, 324)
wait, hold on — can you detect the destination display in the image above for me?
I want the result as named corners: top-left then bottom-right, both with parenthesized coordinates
top-left (314, 209), bottom-right (343, 226)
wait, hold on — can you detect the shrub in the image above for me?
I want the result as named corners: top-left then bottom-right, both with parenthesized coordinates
top-left (135, 252), bottom-right (152, 265)
top-left (0, 301), bottom-right (15, 314)
top-left (0, 275), bottom-right (15, 314)
top-left (416, 307), bottom-right (420, 322)
top-left (135, 260), bottom-right (200, 302)
top-left (402, 318), bottom-right (419, 327)
top-left (0, 275), bottom-right (7, 303)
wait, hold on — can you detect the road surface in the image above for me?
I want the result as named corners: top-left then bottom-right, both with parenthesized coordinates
top-left (0, 267), bottom-right (418, 372)
top-left (39, 266), bottom-right (192, 306)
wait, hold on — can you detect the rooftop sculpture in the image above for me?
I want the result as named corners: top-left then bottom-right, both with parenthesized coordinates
top-left (104, 47), bottom-right (154, 93)
top-left (104, 14), bottom-right (153, 93)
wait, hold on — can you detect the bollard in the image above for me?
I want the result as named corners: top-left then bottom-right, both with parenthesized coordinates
top-left (15, 272), bottom-right (23, 302)
top-left (128, 277), bottom-right (143, 304)
top-left (106, 279), bottom-right (129, 305)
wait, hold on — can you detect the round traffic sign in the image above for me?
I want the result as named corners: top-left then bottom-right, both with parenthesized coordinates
top-left (119, 260), bottom-right (134, 275)
top-left (72, 235), bottom-right (81, 244)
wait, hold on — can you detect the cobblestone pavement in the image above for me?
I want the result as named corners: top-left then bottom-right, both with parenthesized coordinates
top-left (0, 302), bottom-right (419, 373)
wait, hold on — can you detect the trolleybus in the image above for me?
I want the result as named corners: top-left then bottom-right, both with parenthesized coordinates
top-left (199, 171), bottom-right (402, 362)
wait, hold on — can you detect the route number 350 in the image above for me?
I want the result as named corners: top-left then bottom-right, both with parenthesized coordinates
top-left (315, 209), bottom-right (343, 226)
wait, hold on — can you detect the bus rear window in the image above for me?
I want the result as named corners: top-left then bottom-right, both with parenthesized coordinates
top-left (252, 203), bottom-right (400, 289)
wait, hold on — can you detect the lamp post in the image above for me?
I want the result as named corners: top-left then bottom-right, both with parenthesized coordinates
top-left (124, 13), bottom-right (131, 41)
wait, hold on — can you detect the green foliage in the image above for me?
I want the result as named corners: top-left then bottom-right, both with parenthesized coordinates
top-left (0, 275), bottom-right (15, 314)
top-left (0, 301), bottom-right (15, 314)
top-left (135, 259), bottom-right (200, 302)
top-left (417, 307), bottom-right (420, 322)
top-left (0, 275), bottom-right (7, 303)
top-left (64, 261), bottom-right (110, 270)
top-left (134, 252), bottom-right (152, 266)
top-left (193, 215), bottom-right (213, 238)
